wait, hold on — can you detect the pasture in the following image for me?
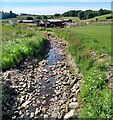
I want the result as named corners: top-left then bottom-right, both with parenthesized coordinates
top-left (88, 14), bottom-right (112, 21)
top-left (54, 24), bottom-right (112, 118)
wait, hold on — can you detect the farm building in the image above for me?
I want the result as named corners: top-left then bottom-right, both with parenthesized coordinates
top-left (17, 20), bottom-right (39, 23)
top-left (38, 19), bottom-right (66, 28)
top-left (63, 19), bottom-right (72, 23)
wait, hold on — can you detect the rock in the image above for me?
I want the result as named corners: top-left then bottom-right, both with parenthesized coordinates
top-left (20, 96), bottom-right (25, 104)
top-left (72, 98), bottom-right (77, 102)
top-left (41, 96), bottom-right (46, 100)
top-left (42, 100), bottom-right (46, 105)
top-left (35, 108), bottom-right (40, 115)
top-left (64, 110), bottom-right (77, 119)
top-left (30, 112), bottom-right (34, 118)
top-left (12, 115), bottom-right (16, 120)
top-left (45, 79), bottom-right (50, 83)
top-left (42, 107), bottom-right (47, 113)
top-left (69, 102), bottom-right (79, 109)
top-left (76, 89), bottom-right (80, 95)
top-left (44, 114), bottom-right (49, 119)
top-left (56, 91), bottom-right (61, 96)
top-left (21, 100), bottom-right (31, 108)
top-left (22, 83), bottom-right (26, 88)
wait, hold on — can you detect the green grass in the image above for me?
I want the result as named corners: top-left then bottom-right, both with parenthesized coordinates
top-left (54, 24), bottom-right (112, 118)
top-left (87, 14), bottom-right (112, 21)
top-left (2, 24), bottom-right (45, 70)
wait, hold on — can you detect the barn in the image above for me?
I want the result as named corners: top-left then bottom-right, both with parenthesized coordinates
top-left (38, 19), bottom-right (65, 28)
top-left (17, 20), bottom-right (39, 23)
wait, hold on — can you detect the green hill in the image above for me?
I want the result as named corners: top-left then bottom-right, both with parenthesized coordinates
top-left (87, 14), bottom-right (112, 21)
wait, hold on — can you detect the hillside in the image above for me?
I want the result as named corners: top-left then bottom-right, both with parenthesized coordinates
top-left (87, 14), bottom-right (112, 21)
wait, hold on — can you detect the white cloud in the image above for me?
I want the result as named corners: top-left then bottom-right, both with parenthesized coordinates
top-left (1, 6), bottom-right (73, 15)
top-left (2, 6), bottom-right (106, 15)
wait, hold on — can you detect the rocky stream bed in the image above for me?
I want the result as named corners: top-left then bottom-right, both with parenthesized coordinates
top-left (2, 35), bottom-right (82, 120)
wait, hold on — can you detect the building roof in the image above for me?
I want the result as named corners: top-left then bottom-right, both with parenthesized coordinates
top-left (21, 20), bottom-right (38, 23)
top-left (47, 19), bottom-right (63, 22)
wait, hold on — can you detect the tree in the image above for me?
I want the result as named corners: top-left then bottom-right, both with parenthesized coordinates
top-left (26, 17), bottom-right (34, 20)
top-left (54, 13), bottom-right (61, 18)
top-left (1, 11), bottom-right (17, 19)
top-left (36, 15), bottom-right (42, 20)
top-left (42, 15), bottom-right (48, 20)
top-left (78, 11), bottom-right (85, 20)
top-left (98, 8), bottom-right (104, 16)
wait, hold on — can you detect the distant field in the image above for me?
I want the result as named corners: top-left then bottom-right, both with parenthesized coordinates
top-left (87, 14), bottom-right (112, 21)
top-left (75, 24), bottom-right (111, 54)
top-left (54, 24), bottom-right (112, 118)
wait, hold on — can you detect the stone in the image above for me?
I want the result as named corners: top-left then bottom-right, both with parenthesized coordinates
top-left (64, 110), bottom-right (77, 119)
top-left (76, 89), bottom-right (80, 95)
top-left (69, 102), bottom-right (79, 109)
top-left (12, 115), bottom-right (16, 120)
top-left (56, 91), bottom-right (61, 96)
top-left (42, 100), bottom-right (46, 105)
top-left (44, 114), bottom-right (49, 119)
top-left (42, 107), bottom-right (47, 113)
top-left (35, 108), bottom-right (40, 115)
top-left (22, 83), bottom-right (26, 88)
top-left (72, 98), bottom-right (77, 102)
top-left (21, 100), bottom-right (31, 108)
top-left (45, 79), bottom-right (50, 83)
top-left (20, 96), bottom-right (25, 104)
top-left (41, 96), bottom-right (46, 100)
top-left (30, 112), bottom-right (34, 118)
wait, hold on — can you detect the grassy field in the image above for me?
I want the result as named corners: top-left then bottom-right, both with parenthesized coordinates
top-left (54, 24), bottom-right (112, 118)
top-left (87, 14), bottom-right (112, 21)
top-left (2, 24), bottom-right (46, 70)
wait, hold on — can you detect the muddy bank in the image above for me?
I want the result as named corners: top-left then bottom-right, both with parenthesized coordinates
top-left (2, 34), bottom-right (82, 120)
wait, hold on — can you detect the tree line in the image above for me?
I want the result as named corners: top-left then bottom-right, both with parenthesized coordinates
top-left (0, 11), bottom-right (17, 19)
top-left (62, 9), bottom-right (112, 20)
top-left (1, 8), bottom-right (112, 20)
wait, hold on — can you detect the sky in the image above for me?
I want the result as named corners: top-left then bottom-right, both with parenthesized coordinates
top-left (1, 1), bottom-right (112, 15)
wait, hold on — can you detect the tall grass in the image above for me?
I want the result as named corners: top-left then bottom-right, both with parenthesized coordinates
top-left (2, 24), bottom-right (45, 70)
top-left (54, 24), bottom-right (112, 118)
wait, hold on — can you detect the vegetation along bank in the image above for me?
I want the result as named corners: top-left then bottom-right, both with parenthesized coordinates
top-left (2, 24), bottom-right (47, 71)
top-left (54, 24), bottom-right (112, 118)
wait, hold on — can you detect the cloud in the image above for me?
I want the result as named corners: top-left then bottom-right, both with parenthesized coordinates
top-left (2, 5), bottom-right (107, 15)
top-left (1, 6), bottom-right (75, 15)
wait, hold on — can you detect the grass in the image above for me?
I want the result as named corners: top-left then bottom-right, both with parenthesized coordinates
top-left (2, 24), bottom-right (46, 70)
top-left (87, 14), bottom-right (112, 21)
top-left (54, 24), bottom-right (112, 118)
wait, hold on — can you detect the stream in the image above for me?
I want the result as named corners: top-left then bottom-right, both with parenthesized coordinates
top-left (2, 35), bottom-right (82, 120)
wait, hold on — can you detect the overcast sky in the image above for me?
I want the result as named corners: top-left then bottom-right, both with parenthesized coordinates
top-left (1, 1), bottom-right (112, 15)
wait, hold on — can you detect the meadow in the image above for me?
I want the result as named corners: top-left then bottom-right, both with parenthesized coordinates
top-left (54, 24), bottom-right (112, 118)
top-left (87, 14), bottom-right (112, 21)
top-left (2, 24), bottom-right (46, 70)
